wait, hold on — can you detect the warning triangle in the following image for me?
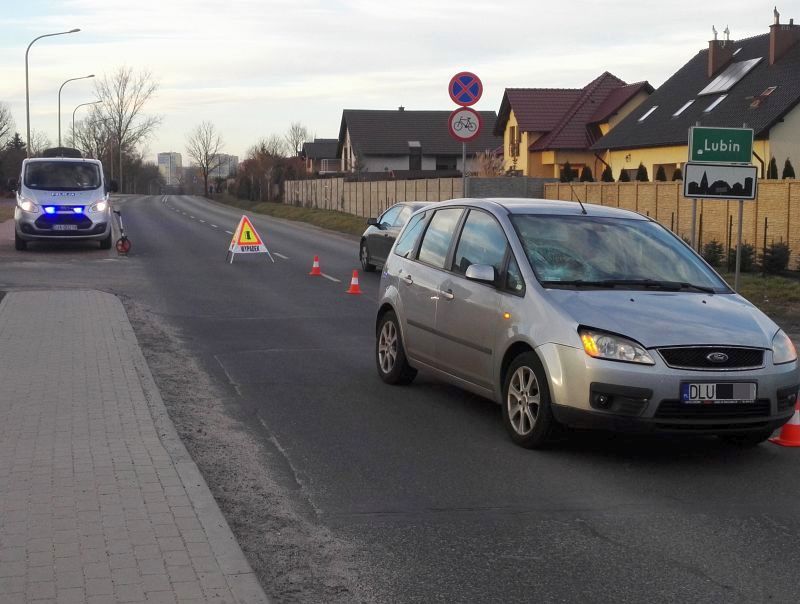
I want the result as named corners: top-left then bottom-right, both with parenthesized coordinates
top-left (237, 216), bottom-right (263, 246)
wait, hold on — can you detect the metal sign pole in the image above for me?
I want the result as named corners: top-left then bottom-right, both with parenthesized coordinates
top-left (734, 199), bottom-right (743, 291)
top-left (691, 199), bottom-right (698, 249)
top-left (462, 142), bottom-right (467, 197)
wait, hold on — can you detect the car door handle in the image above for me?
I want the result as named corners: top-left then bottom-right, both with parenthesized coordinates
top-left (439, 289), bottom-right (455, 300)
top-left (402, 275), bottom-right (413, 285)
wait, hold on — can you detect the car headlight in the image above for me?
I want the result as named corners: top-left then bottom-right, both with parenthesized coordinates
top-left (17, 196), bottom-right (39, 214)
top-left (772, 330), bottom-right (797, 365)
top-left (579, 328), bottom-right (655, 365)
top-left (91, 200), bottom-right (108, 212)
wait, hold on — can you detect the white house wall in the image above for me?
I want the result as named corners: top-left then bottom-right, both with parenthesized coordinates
top-left (768, 106), bottom-right (800, 169)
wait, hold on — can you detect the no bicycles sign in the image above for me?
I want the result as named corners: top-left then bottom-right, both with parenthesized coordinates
top-left (448, 107), bottom-right (482, 142)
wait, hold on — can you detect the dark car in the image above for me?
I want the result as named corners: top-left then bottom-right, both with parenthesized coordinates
top-left (360, 202), bottom-right (428, 272)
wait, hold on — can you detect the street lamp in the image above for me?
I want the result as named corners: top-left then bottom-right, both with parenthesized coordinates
top-left (25, 28), bottom-right (80, 157)
top-left (58, 74), bottom-right (94, 147)
top-left (71, 100), bottom-right (102, 145)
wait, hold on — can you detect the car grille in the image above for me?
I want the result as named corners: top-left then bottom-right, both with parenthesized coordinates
top-left (34, 214), bottom-right (93, 229)
top-left (654, 398), bottom-right (771, 420)
top-left (658, 347), bottom-right (764, 370)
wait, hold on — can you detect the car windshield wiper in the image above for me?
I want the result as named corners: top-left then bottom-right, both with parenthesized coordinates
top-left (541, 278), bottom-right (716, 293)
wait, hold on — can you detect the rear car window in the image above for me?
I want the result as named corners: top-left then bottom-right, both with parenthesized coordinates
top-left (393, 212), bottom-right (427, 258)
top-left (417, 209), bottom-right (463, 268)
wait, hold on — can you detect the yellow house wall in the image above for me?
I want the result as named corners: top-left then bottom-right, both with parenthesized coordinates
top-left (607, 91), bottom-right (651, 130)
top-left (767, 106), bottom-right (800, 169)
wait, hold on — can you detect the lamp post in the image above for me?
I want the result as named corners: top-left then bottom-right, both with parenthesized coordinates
top-left (71, 100), bottom-right (102, 152)
top-left (25, 28), bottom-right (80, 157)
top-left (58, 74), bottom-right (94, 147)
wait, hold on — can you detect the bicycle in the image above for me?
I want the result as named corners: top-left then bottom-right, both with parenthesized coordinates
top-left (453, 116), bottom-right (477, 132)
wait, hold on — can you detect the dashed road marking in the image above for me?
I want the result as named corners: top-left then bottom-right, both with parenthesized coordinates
top-left (273, 252), bottom-right (289, 260)
top-left (190, 216), bottom-right (195, 219)
top-left (199, 220), bottom-right (206, 223)
top-left (225, 230), bottom-right (234, 235)
top-left (321, 273), bottom-right (341, 283)
top-left (211, 224), bottom-right (218, 229)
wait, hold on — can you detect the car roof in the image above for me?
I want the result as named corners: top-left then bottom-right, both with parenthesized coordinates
top-left (25, 157), bottom-right (101, 164)
top-left (431, 197), bottom-right (649, 220)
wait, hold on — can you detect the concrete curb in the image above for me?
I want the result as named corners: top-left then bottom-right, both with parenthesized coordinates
top-left (117, 293), bottom-right (270, 603)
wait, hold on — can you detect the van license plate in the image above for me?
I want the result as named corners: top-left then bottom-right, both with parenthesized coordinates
top-left (681, 383), bottom-right (757, 404)
top-left (53, 224), bottom-right (78, 230)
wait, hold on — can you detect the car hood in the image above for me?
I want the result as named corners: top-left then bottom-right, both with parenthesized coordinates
top-left (545, 289), bottom-right (778, 348)
top-left (24, 189), bottom-right (104, 205)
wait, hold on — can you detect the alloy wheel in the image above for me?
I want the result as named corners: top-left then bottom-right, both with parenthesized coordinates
top-left (507, 366), bottom-right (540, 436)
top-left (378, 320), bottom-right (398, 374)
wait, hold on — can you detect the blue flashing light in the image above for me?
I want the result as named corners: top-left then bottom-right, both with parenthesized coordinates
top-left (44, 206), bottom-right (56, 215)
top-left (72, 207), bottom-right (84, 214)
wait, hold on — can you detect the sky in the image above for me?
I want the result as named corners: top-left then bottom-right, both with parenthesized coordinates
top-left (0, 1), bottom-right (788, 163)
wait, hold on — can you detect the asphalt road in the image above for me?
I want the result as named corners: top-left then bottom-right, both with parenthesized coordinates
top-left (2, 195), bottom-right (800, 603)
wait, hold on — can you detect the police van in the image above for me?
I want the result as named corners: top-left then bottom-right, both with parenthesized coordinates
top-left (12, 147), bottom-right (117, 250)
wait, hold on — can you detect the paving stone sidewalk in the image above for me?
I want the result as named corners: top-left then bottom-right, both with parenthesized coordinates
top-left (0, 290), bottom-right (269, 604)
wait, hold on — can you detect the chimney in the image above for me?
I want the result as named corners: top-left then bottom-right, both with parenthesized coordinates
top-left (770, 15), bottom-right (800, 65)
top-left (398, 106), bottom-right (405, 111)
top-left (708, 39), bottom-right (734, 78)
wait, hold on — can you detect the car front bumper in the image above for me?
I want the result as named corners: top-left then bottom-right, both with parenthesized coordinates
top-left (15, 206), bottom-right (111, 241)
top-left (538, 342), bottom-right (799, 434)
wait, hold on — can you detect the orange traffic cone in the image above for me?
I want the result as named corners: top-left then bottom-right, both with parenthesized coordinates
top-left (309, 256), bottom-right (322, 276)
top-left (770, 402), bottom-right (800, 447)
top-left (346, 270), bottom-right (362, 295)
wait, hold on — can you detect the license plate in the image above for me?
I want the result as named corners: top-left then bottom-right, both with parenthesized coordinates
top-left (680, 382), bottom-right (757, 404)
top-left (52, 224), bottom-right (78, 231)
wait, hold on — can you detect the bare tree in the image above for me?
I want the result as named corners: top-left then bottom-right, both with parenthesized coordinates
top-left (0, 102), bottom-right (14, 146)
top-left (29, 129), bottom-right (51, 157)
top-left (185, 121), bottom-right (224, 198)
top-left (69, 107), bottom-right (113, 162)
top-left (285, 122), bottom-right (309, 157)
top-left (257, 135), bottom-right (287, 158)
top-left (95, 66), bottom-right (162, 192)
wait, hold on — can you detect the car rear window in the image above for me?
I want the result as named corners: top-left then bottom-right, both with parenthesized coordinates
top-left (417, 208), bottom-right (463, 268)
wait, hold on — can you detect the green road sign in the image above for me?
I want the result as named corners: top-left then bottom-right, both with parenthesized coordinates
top-left (689, 127), bottom-right (753, 163)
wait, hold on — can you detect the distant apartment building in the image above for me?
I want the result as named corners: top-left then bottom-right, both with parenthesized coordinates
top-left (157, 152), bottom-right (182, 185)
top-left (210, 154), bottom-right (239, 179)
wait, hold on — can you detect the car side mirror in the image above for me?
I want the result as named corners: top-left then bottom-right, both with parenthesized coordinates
top-left (367, 217), bottom-right (378, 226)
top-left (7, 178), bottom-right (17, 192)
top-left (465, 264), bottom-right (496, 284)
top-left (108, 180), bottom-right (119, 193)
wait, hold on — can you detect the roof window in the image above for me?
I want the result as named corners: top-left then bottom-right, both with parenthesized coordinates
top-left (704, 94), bottom-right (728, 113)
top-left (638, 106), bottom-right (658, 122)
top-left (733, 48), bottom-right (742, 56)
top-left (698, 58), bottom-right (762, 96)
top-left (672, 100), bottom-right (695, 117)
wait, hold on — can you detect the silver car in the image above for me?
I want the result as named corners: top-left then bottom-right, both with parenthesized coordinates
top-left (14, 157), bottom-right (114, 250)
top-left (375, 198), bottom-right (799, 449)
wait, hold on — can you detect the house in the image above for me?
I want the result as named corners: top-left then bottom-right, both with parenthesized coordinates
top-left (337, 108), bottom-right (502, 174)
top-left (301, 138), bottom-right (339, 174)
top-left (593, 11), bottom-right (800, 180)
top-left (494, 73), bottom-right (652, 178)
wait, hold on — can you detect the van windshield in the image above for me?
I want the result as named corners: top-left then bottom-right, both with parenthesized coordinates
top-left (24, 161), bottom-right (101, 191)
top-left (510, 214), bottom-right (730, 293)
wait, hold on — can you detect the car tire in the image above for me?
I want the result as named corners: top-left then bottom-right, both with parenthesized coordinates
top-left (376, 311), bottom-right (416, 385)
top-left (502, 352), bottom-right (557, 449)
top-left (361, 240), bottom-right (376, 272)
top-left (14, 232), bottom-right (27, 251)
top-left (100, 233), bottom-right (112, 250)
top-left (718, 430), bottom-right (774, 447)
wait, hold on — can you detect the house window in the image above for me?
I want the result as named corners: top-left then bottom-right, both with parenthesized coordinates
top-left (409, 141), bottom-right (422, 170)
top-left (509, 126), bottom-right (518, 157)
top-left (704, 94), bottom-right (728, 113)
top-left (436, 156), bottom-right (457, 171)
top-left (638, 106), bottom-right (658, 122)
top-left (672, 100), bottom-right (695, 117)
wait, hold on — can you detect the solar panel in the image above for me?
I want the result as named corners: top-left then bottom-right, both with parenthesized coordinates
top-left (698, 58), bottom-right (762, 96)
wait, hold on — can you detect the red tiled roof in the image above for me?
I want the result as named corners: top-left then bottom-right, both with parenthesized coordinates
top-left (495, 88), bottom-right (582, 135)
top-left (495, 73), bottom-right (653, 152)
top-left (530, 72), bottom-right (627, 151)
top-left (589, 81), bottom-right (654, 124)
